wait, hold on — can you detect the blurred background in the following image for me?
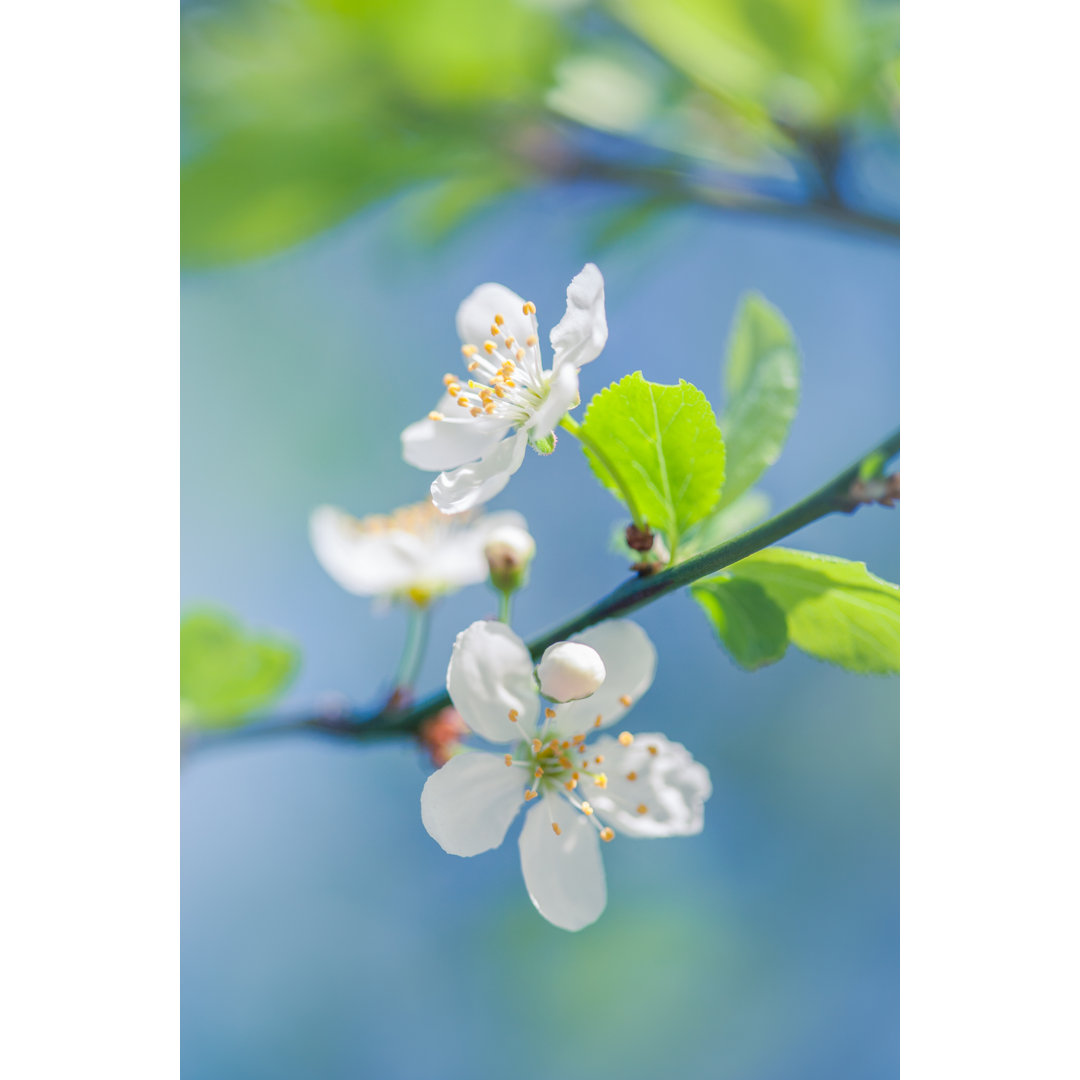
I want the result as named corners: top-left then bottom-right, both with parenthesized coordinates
top-left (181, 1), bottom-right (899, 1077)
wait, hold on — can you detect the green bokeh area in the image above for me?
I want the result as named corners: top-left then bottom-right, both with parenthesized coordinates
top-left (181, 2), bottom-right (898, 1077)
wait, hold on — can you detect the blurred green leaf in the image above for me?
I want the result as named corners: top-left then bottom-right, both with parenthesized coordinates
top-left (181, 0), bottom-right (564, 264)
top-left (580, 373), bottom-right (725, 553)
top-left (717, 292), bottom-right (800, 509)
top-left (679, 489), bottom-right (771, 560)
top-left (726, 547), bottom-right (899, 673)
top-left (608, 0), bottom-right (899, 134)
top-left (691, 576), bottom-right (789, 669)
top-left (180, 608), bottom-right (300, 728)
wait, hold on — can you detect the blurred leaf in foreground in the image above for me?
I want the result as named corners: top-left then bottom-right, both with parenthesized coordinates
top-left (180, 608), bottom-right (300, 728)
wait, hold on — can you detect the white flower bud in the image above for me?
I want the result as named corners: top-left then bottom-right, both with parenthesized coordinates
top-left (484, 524), bottom-right (536, 593)
top-left (536, 641), bottom-right (606, 703)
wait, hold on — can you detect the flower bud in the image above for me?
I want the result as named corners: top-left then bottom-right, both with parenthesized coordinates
top-left (485, 524), bottom-right (536, 594)
top-left (536, 641), bottom-right (606, 703)
top-left (417, 707), bottom-right (469, 769)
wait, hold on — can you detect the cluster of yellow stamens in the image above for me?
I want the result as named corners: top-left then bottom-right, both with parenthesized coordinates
top-left (428, 302), bottom-right (545, 423)
top-left (341, 497), bottom-right (460, 538)
top-left (503, 695), bottom-right (649, 845)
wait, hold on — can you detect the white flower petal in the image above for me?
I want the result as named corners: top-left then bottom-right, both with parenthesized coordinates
top-left (420, 751), bottom-right (526, 856)
top-left (446, 620), bottom-right (540, 742)
top-left (553, 620), bottom-right (657, 731)
top-left (526, 362), bottom-right (579, 441)
top-left (427, 510), bottom-right (529, 588)
top-left (456, 282), bottom-right (536, 354)
top-left (402, 393), bottom-right (510, 472)
top-left (430, 431), bottom-right (528, 514)
top-left (585, 732), bottom-right (712, 838)
top-left (549, 263), bottom-right (607, 371)
top-left (518, 794), bottom-right (607, 931)
top-left (309, 506), bottom-right (425, 596)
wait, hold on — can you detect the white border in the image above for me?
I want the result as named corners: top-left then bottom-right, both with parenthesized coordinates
top-left (905, 1), bottom-right (1079, 1075)
top-left (1, 3), bottom-right (178, 1075)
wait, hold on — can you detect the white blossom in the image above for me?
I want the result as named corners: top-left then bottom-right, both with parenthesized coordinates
top-left (421, 618), bottom-right (712, 930)
top-left (402, 264), bottom-right (608, 514)
top-left (310, 500), bottom-right (529, 607)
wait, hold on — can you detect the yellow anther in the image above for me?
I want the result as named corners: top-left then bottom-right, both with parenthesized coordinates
top-left (571, 772), bottom-right (579, 780)
top-left (593, 773), bottom-right (608, 789)
top-left (443, 373), bottom-right (457, 386)
top-left (562, 741), bottom-right (570, 749)
top-left (593, 755), bottom-right (604, 765)
top-left (648, 745), bottom-right (658, 756)
top-left (484, 403), bottom-right (496, 414)
top-left (504, 379), bottom-right (516, 387)
top-left (484, 341), bottom-right (497, 354)
top-left (467, 360), bottom-right (480, 372)
top-left (490, 323), bottom-right (500, 336)
top-left (516, 348), bottom-right (525, 361)
top-left (600, 827), bottom-right (615, 842)
top-left (545, 707), bottom-right (556, 719)
top-left (523, 301), bottom-right (536, 315)
top-left (534, 767), bottom-right (544, 778)
top-left (526, 335), bottom-right (538, 347)
top-left (508, 709), bottom-right (519, 722)
top-left (564, 779), bottom-right (577, 791)
top-left (531, 739), bottom-right (542, 752)
top-left (504, 754), bottom-right (513, 766)
top-left (594, 715), bottom-right (602, 727)
top-left (470, 407), bottom-right (482, 417)
top-left (427, 411), bottom-right (444, 421)
top-left (619, 694), bottom-right (633, 707)
top-left (552, 822), bottom-right (562, 836)
top-left (493, 386), bottom-right (505, 398)
top-left (618, 732), bottom-right (634, 746)
top-left (457, 396), bottom-right (469, 407)
top-left (504, 337), bottom-right (515, 349)
top-left (462, 344), bottom-right (478, 357)
top-left (580, 801), bottom-right (594, 815)
top-left (494, 313), bottom-right (505, 326)
top-left (524, 790), bottom-right (538, 801)
top-left (558, 756), bottom-right (571, 768)
top-left (637, 804), bottom-right (648, 814)
top-left (572, 734), bottom-right (586, 744)
top-left (626, 771), bottom-right (638, 781)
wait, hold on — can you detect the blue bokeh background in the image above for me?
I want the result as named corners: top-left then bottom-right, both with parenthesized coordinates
top-left (182, 183), bottom-right (898, 1079)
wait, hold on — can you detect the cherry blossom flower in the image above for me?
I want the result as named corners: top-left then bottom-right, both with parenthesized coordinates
top-left (310, 499), bottom-right (529, 607)
top-left (401, 263), bottom-right (608, 514)
top-left (420, 618), bottom-right (712, 930)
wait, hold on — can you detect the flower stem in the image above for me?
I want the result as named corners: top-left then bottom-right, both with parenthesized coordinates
top-left (183, 428), bottom-right (898, 758)
top-left (498, 590), bottom-right (513, 626)
top-left (558, 415), bottom-right (647, 529)
top-left (393, 605), bottom-right (430, 692)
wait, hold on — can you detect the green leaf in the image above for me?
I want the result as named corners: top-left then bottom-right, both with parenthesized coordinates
top-left (679, 489), bottom-right (771, 561)
top-left (718, 292), bottom-right (800, 509)
top-left (180, 608), bottom-right (300, 728)
top-left (691, 577), bottom-right (788, 669)
top-left (727, 548), bottom-right (899, 673)
top-left (579, 373), bottom-right (725, 552)
top-left (181, 0), bottom-right (563, 265)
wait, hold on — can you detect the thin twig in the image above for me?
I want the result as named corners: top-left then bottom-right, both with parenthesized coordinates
top-left (183, 428), bottom-right (899, 758)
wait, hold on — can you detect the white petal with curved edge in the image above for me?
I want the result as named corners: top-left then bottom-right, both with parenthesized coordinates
top-left (585, 732), bottom-right (712, 838)
top-left (446, 620), bottom-right (540, 742)
top-left (421, 751), bottom-right (526, 856)
top-left (309, 506), bottom-right (425, 596)
top-left (550, 263), bottom-right (607, 371)
top-left (428, 510), bottom-right (529, 588)
top-left (554, 619), bottom-right (657, 731)
top-left (430, 431), bottom-right (528, 514)
top-left (525, 362), bottom-right (579, 441)
top-left (402, 393), bottom-right (510, 472)
top-left (519, 793), bottom-right (607, 931)
top-left (456, 282), bottom-right (536, 354)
